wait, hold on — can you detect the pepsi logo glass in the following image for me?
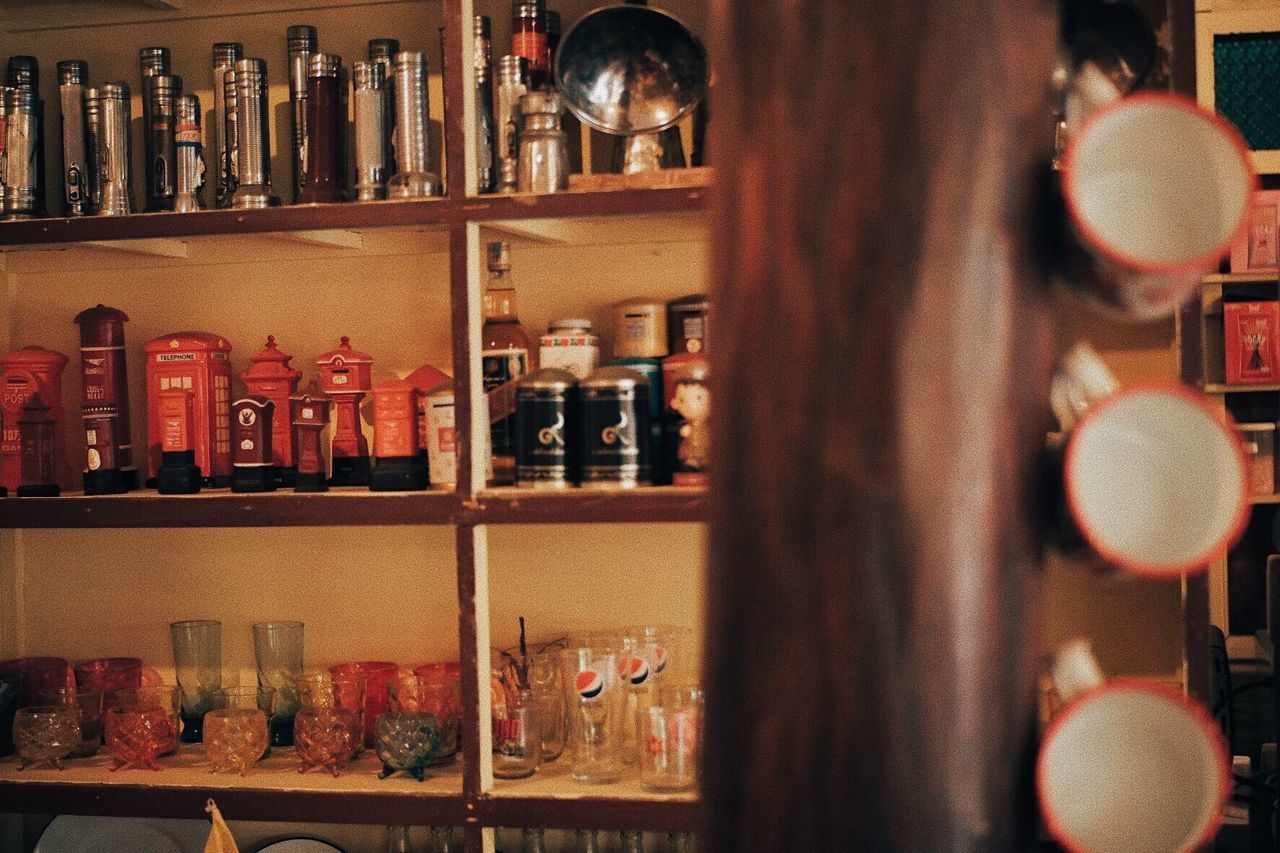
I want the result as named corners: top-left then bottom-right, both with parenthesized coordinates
top-left (562, 646), bottom-right (624, 784)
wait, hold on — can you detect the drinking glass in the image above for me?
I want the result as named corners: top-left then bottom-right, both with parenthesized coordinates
top-left (294, 703), bottom-right (361, 776)
top-left (0, 656), bottom-right (69, 707)
top-left (73, 657), bottom-right (142, 698)
top-left (13, 705), bottom-right (79, 769)
top-left (0, 673), bottom-right (21, 757)
top-left (374, 710), bottom-right (442, 781)
top-left (414, 661), bottom-right (463, 760)
top-left (389, 675), bottom-right (459, 766)
top-left (112, 686), bottom-right (181, 755)
top-left (330, 661), bottom-right (397, 748)
top-left (253, 621), bottom-right (304, 747)
top-left (492, 686), bottom-right (540, 779)
top-left (170, 620), bottom-right (221, 743)
top-left (104, 704), bottom-right (171, 771)
top-left (214, 686), bottom-right (274, 758)
top-left (530, 645), bottom-right (569, 763)
top-left (38, 686), bottom-right (103, 757)
top-left (562, 645), bottom-right (624, 783)
top-left (638, 685), bottom-right (703, 791)
top-left (295, 671), bottom-right (367, 756)
top-left (203, 707), bottom-right (268, 776)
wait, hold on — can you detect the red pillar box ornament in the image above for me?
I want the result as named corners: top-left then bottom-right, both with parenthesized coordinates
top-left (290, 380), bottom-right (331, 493)
top-left (371, 378), bottom-right (427, 491)
top-left (145, 333), bottom-right (233, 488)
top-left (231, 396), bottom-right (276, 493)
top-left (16, 394), bottom-right (59, 496)
top-left (315, 337), bottom-right (373, 486)
top-left (242, 336), bottom-right (302, 485)
top-left (73, 305), bottom-right (137, 493)
top-left (155, 388), bottom-right (201, 494)
top-left (0, 346), bottom-right (69, 492)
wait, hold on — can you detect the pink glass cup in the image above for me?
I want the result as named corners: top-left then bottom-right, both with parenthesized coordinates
top-left (104, 704), bottom-right (172, 771)
top-left (294, 705), bottom-right (362, 777)
top-left (330, 661), bottom-right (397, 747)
top-left (0, 656), bottom-right (70, 707)
top-left (112, 686), bottom-right (182, 755)
top-left (74, 657), bottom-right (143, 701)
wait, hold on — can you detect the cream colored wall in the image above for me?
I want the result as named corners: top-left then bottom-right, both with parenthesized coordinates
top-left (1043, 288), bottom-right (1184, 680)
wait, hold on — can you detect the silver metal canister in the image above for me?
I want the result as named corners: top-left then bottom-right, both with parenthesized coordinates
top-left (173, 94), bottom-right (205, 213)
top-left (516, 367), bottom-right (578, 489)
top-left (82, 86), bottom-right (100, 211)
top-left (2, 86), bottom-right (38, 219)
top-left (0, 85), bottom-right (10, 201)
top-left (138, 47), bottom-right (170, 211)
top-left (287, 25), bottom-right (318, 201)
top-left (146, 73), bottom-right (181, 211)
top-left (352, 60), bottom-right (386, 201)
top-left (367, 39), bottom-right (399, 188)
top-left (494, 56), bottom-right (529, 194)
top-left (95, 83), bottom-right (134, 216)
top-left (57, 60), bottom-right (91, 216)
top-left (231, 58), bottom-right (279, 209)
top-left (388, 51), bottom-right (440, 198)
top-left (517, 90), bottom-right (568, 194)
top-left (212, 42), bottom-right (242, 208)
top-left (6, 56), bottom-right (44, 217)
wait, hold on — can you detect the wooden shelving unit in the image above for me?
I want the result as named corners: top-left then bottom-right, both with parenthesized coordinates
top-left (0, 0), bottom-right (712, 849)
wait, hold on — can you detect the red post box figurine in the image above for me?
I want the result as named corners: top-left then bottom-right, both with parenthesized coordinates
top-left (17, 394), bottom-right (58, 496)
top-left (316, 337), bottom-right (373, 486)
top-left (232, 396), bottom-right (275, 493)
top-left (74, 305), bottom-right (136, 493)
top-left (0, 346), bottom-right (69, 493)
top-left (290, 380), bottom-right (331, 493)
top-left (145, 332), bottom-right (233, 488)
top-left (242, 336), bottom-right (302, 486)
top-left (156, 388), bottom-right (201, 494)
top-left (405, 363), bottom-right (450, 485)
top-left (371, 377), bottom-right (427, 491)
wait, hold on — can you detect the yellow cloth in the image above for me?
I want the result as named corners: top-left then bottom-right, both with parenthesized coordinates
top-left (204, 798), bottom-right (239, 853)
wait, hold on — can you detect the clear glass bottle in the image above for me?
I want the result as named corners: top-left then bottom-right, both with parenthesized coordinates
top-left (482, 241), bottom-right (536, 485)
top-left (386, 825), bottom-right (413, 853)
top-left (620, 830), bottom-right (646, 853)
top-left (668, 832), bottom-right (695, 853)
top-left (493, 686), bottom-right (541, 778)
top-left (430, 826), bottom-right (454, 853)
top-left (573, 829), bottom-right (600, 853)
top-left (521, 827), bottom-right (546, 853)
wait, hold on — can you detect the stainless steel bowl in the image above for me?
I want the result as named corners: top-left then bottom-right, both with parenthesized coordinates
top-left (554, 4), bottom-right (708, 136)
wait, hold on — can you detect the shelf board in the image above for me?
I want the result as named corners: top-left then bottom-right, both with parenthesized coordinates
top-left (1203, 272), bottom-right (1280, 285)
top-left (483, 759), bottom-right (698, 831)
top-left (0, 487), bottom-right (457, 528)
top-left (0, 186), bottom-right (712, 251)
top-left (0, 745), bottom-right (466, 825)
top-left (1252, 493), bottom-right (1280, 505)
top-left (470, 487), bottom-right (709, 524)
top-left (0, 199), bottom-right (451, 249)
top-left (1203, 383), bottom-right (1280, 394)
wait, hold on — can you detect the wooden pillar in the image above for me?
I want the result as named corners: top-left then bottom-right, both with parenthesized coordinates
top-left (703, 1), bottom-right (1058, 849)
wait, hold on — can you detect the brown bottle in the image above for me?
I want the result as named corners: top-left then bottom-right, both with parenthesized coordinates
top-left (482, 241), bottom-right (537, 485)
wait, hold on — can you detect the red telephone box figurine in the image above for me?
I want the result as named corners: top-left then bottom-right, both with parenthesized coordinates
top-left (156, 388), bottom-right (201, 494)
top-left (316, 337), bottom-right (373, 486)
top-left (0, 346), bottom-right (68, 492)
top-left (74, 305), bottom-right (136, 493)
top-left (232, 396), bottom-right (275, 493)
top-left (16, 394), bottom-right (59, 496)
top-left (405, 363), bottom-right (450, 485)
top-left (242, 336), bottom-right (302, 486)
top-left (371, 378), bottom-right (427, 491)
top-left (290, 380), bottom-right (331, 493)
top-left (145, 332), bottom-right (233, 488)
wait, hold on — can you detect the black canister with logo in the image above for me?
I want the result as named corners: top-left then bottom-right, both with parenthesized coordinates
top-left (515, 368), bottom-right (576, 488)
top-left (578, 366), bottom-right (650, 489)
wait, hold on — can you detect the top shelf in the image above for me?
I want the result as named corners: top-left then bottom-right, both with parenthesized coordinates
top-left (1203, 271), bottom-right (1280, 285)
top-left (0, 186), bottom-right (711, 250)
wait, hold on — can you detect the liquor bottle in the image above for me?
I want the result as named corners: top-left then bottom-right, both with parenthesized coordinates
top-left (386, 825), bottom-right (412, 853)
top-left (521, 827), bottom-right (546, 853)
top-left (620, 830), bottom-right (646, 853)
top-left (482, 241), bottom-right (536, 484)
top-left (573, 829), bottom-right (600, 853)
top-left (430, 826), bottom-right (453, 853)
top-left (668, 832), bottom-right (695, 853)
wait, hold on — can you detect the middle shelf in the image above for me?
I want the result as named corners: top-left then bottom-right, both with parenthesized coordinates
top-left (0, 486), bottom-right (709, 528)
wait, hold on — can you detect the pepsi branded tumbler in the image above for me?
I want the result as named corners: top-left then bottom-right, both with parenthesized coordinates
top-left (562, 645), bottom-right (624, 784)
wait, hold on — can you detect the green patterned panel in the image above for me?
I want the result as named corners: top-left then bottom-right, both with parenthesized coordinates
top-left (1215, 32), bottom-right (1280, 150)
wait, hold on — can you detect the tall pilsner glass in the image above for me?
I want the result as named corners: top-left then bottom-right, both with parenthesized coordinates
top-left (170, 619), bottom-right (221, 743)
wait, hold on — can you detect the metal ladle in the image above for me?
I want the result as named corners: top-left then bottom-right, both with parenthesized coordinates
top-left (554, 4), bottom-right (708, 173)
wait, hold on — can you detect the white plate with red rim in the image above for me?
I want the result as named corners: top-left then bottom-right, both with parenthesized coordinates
top-left (35, 816), bottom-right (209, 852)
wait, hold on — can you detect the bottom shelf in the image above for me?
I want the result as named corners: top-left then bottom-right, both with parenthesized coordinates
top-left (0, 744), bottom-right (465, 824)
